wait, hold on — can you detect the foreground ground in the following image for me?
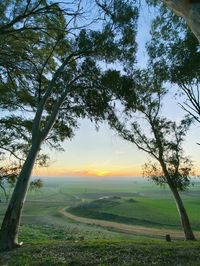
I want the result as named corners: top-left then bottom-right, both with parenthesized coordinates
top-left (1, 239), bottom-right (200, 265)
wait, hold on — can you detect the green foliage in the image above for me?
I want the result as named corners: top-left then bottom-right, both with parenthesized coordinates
top-left (29, 179), bottom-right (43, 192)
top-left (146, 3), bottom-right (200, 123)
top-left (0, 0), bottom-right (139, 160)
top-left (0, 1), bottom-right (70, 166)
top-left (143, 159), bottom-right (193, 192)
top-left (141, 115), bottom-right (194, 191)
top-left (147, 5), bottom-right (200, 84)
top-left (0, 163), bottom-right (20, 201)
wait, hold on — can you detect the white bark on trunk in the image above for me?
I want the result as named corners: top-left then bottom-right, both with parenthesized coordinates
top-left (163, 0), bottom-right (200, 43)
top-left (0, 90), bottom-right (67, 251)
top-left (0, 138), bottom-right (42, 251)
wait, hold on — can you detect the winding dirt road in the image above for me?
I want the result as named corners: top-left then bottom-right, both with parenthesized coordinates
top-left (59, 208), bottom-right (200, 239)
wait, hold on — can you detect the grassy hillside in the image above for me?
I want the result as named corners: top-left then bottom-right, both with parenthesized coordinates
top-left (1, 179), bottom-right (200, 265)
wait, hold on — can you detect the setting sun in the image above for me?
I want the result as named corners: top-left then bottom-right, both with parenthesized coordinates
top-left (96, 170), bottom-right (109, 177)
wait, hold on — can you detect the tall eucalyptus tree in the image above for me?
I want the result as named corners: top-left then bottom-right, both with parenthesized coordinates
top-left (0, 0), bottom-right (138, 251)
top-left (106, 70), bottom-right (196, 240)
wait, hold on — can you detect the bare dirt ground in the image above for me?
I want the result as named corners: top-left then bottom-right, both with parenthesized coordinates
top-left (59, 208), bottom-right (200, 239)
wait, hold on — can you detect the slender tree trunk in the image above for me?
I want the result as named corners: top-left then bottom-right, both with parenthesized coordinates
top-left (169, 184), bottom-right (196, 240)
top-left (160, 162), bottom-right (196, 240)
top-left (163, 0), bottom-right (200, 43)
top-left (0, 87), bottom-right (65, 251)
top-left (0, 138), bottom-right (41, 251)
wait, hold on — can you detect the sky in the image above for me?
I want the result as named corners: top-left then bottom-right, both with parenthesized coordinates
top-left (33, 97), bottom-right (200, 178)
top-left (33, 2), bottom-right (200, 179)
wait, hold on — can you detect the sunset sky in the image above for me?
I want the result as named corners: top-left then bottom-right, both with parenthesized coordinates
top-left (33, 3), bottom-right (200, 179)
top-left (32, 104), bottom-right (200, 178)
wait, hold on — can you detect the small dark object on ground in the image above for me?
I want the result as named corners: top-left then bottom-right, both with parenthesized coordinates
top-left (165, 234), bottom-right (171, 242)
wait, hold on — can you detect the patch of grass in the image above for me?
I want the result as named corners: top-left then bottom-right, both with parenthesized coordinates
top-left (18, 222), bottom-right (136, 246)
top-left (1, 240), bottom-right (200, 266)
top-left (68, 205), bottom-right (172, 228)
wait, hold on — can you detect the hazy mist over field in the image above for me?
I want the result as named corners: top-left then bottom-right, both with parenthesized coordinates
top-left (31, 175), bottom-right (200, 184)
top-left (33, 176), bottom-right (146, 182)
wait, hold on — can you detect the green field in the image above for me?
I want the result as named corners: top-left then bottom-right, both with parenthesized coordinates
top-left (69, 193), bottom-right (200, 230)
top-left (1, 178), bottom-right (200, 265)
top-left (1, 178), bottom-right (200, 233)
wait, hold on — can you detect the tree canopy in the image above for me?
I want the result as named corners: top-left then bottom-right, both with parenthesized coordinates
top-left (147, 4), bottom-right (200, 124)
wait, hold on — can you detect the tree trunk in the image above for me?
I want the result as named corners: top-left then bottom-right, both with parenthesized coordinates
top-left (0, 138), bottom-right (41, 251)
top-left (160, 161), bottom-right (196, 240)
top-left (163, 0), bottom-right (200, 43)
top-left (170, 184), bottom-right (196, 240)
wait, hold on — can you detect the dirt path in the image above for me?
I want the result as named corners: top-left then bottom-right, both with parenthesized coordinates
top-left (59, 208), bottom-right (200, 239)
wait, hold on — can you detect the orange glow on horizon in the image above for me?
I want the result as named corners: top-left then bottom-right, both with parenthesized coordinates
top-left (32, 165), bottom-right (143, 178)
top-left (32, 161), bottom-right (200, 178)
